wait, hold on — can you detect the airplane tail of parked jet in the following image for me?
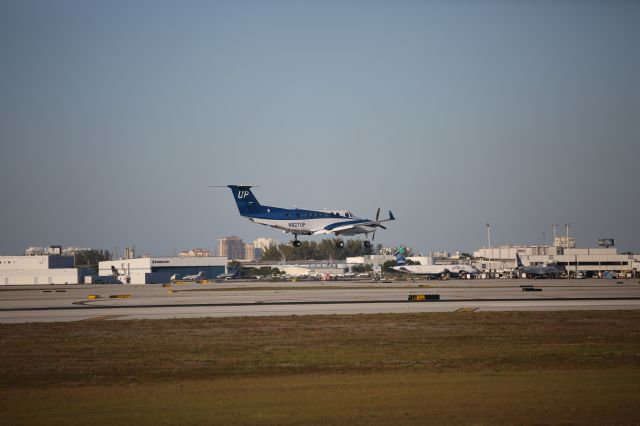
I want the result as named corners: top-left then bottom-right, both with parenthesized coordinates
top-left (227, 185), bottom-right (268, 216)
top-left (395, 250), bottom-right (407, 266)
top-left (516, 253), bottom-right (525, 268)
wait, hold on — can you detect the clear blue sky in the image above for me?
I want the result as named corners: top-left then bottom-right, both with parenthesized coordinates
top-left (1, 1), bottom-right (639, 256)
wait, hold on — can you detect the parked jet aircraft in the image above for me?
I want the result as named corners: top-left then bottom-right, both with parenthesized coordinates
top-left (174, 271), bottom-right (205, 281)
top-left (391, 250), bottom-right (450, 278)
top-left (216, 268), bottom-right (240, 280)
top-left (391, 250), bottom-right (480, 278)
top-left (515, 253), bottom-right (565, 278)
top-left (216, 185), bottom-right (395, 248)
top-left (446, 264), bottom-right (481, 277)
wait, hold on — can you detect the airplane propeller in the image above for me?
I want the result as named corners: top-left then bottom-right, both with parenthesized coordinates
top-left (371, 208), bottom-right (382, 242)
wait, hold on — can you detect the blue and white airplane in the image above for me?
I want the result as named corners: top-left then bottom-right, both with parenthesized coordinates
top-left (216, 185), bottom-right (395, 248)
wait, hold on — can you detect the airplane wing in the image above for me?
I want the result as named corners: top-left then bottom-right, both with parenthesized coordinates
top-left (313, 212), bottom-right (396, 235)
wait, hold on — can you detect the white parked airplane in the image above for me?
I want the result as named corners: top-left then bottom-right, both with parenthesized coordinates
top-left (391, 250), bottom-right (479, 278)
top-left (215, 185), bottom-right (395, 248)
top-left (172, 271), bottom-right (205, 282)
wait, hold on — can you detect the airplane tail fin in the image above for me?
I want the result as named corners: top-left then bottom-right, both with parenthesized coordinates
top-left (515, 253), bottom-right (524, 268)
top-left (227, 185), bottom-right (267, 216)
top-left (395, 247), bottom-right (407, 266)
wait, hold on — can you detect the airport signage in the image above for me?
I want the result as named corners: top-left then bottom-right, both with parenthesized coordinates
top-left (598, 238), bottom-right (615, 248)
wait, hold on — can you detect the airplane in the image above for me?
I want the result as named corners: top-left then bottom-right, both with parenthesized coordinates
top-left (215, 185), bottom-right (395, 248)
top-left (515, 253), bottom-right (565, 278)
top-left (445, 263), bottom-right (480, 277)
top-left (391, 250), bottom-right (450, 279)
top-left (216, 268), bottom-right (240, 280)
top-left (173, 271), bottom-right (205, 282)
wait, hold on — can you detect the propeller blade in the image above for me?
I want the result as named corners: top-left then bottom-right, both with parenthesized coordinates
top-left (372, 231), bottom-right (376, 242)
top-left (378, 225), bottom-right (387, 230)
top-left (375, 207), bottom-right (380, 221)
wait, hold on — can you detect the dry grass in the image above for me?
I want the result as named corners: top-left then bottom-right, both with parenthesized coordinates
top-left (1, 310), bottom-right (639, 424)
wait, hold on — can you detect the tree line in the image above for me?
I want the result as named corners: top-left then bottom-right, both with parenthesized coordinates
top-left (73, 249), bottom-right (112, 271)
top-left (260, 239), bottom-right (384, 261)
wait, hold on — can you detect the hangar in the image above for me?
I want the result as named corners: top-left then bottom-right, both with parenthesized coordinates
top-left (98, 256), bottom-right (227, 284)
top-left (0, 255), bottom-right (91, 285)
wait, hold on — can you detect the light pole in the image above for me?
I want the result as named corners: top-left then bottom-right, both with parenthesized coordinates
top-left (565, 222), bottom-right (572, 276)
top-left (486, 223), bottom-right (491, 276)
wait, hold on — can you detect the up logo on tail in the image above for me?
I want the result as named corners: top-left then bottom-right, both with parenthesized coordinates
top-left (237, 190), bottom-right (250, 199)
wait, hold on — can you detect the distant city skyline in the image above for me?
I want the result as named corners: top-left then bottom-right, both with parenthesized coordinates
top-left (1, 1), bottom-right (639, 255)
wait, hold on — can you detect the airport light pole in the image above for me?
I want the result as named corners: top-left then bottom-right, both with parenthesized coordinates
top-left (552, 224), bottom-right (559, 246)
top-left (486, 223), bottom-right (491, 276)
top-left (565, 222), bottom-right (572, 275)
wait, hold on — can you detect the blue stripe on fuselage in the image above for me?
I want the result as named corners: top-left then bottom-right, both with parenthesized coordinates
top-left (242, 207), bottom-right (363, 224)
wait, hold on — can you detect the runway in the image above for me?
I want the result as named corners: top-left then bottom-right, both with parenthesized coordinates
top-left (1, 278), bottom-right (639, 323)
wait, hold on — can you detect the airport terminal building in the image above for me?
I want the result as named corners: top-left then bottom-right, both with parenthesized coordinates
top-left (473, 245), bottom-right (639, 277)
top-left (98, 256), bottom-right (227, 284)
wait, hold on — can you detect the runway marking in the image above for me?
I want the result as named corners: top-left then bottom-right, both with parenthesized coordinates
top-left (80, 315), bottom-right (126, 321)
top-left (456, 307), bottom-right (478, 312)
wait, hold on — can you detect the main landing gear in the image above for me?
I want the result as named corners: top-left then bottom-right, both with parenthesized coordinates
top-left (291, 235), bottom-right (302, 247)
top-left (336, 240), bottom-right (345, 249)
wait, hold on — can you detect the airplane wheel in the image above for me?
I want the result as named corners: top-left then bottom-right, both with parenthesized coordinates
top-left (292, 240), bottom-right (302, 247)
top-left (364, 240), bottom-right (371, 248)
top-left (336, 240), bottom-right (345, 249)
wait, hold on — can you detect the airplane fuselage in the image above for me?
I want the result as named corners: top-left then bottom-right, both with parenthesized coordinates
top-left (249, 211), bottom-right (378, 236)
top-left (392, 264), bottom-right (450, 276)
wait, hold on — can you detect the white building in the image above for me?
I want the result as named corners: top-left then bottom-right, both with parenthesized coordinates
top-left (473, 244), bottom-right (638, 276)
top-left (98, 256), bottom-right (227, 284)
top-left (0, 255), bottom-right (90, 285)
top-left (473, 245), bottom-right (558, 260)
top-left (178, 248), bottom-right (212, 257)
top-left (277, 263), bottom-right (345, 277)
top-left (346, 255), bottom-right (395, 267)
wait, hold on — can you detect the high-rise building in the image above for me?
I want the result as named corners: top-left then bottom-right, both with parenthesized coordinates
top-left (179, 248), bottom-right (212, 257)
top-left (218, 236), bottom-right (244, 260)
top-left (244, 243), bottom-right (256, 261)
top-left (252, 238), bottom-right (278, 261)
top-left (253, 238), bottom-right (278, 251)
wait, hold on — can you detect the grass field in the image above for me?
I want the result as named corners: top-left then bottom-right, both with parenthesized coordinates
top-left (1, 310), bottom-right (639, 425)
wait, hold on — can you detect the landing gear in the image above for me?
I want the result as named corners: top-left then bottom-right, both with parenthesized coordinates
top-left (364, 240), bottom-right (371, 248)
top-left (291, 235), bottom-right (302, 247)
top-left (336, 240), bottom-right (345, 249)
